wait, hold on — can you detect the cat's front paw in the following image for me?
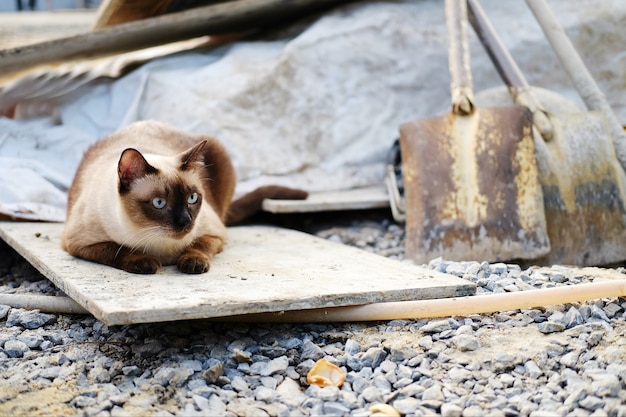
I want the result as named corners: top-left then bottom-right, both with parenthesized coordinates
top-left (121, 255), bottom-right (161, 274)
top-left (177, 253), bottom-right (211, 274)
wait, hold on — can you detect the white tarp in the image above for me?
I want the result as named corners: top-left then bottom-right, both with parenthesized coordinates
top-left (1, 0), bottom-right (625, 221)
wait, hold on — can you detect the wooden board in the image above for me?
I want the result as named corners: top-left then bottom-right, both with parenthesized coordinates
top-left (263, 185), bottom-right (390, 213)
top-left (94, 0), bottom-right (175, 29)
top-left (0, 222), bottom-right (474, 325)
top-left (0, 0), bottom-right (356, 76)
top-left (93, 0), bottom-right (228, 29)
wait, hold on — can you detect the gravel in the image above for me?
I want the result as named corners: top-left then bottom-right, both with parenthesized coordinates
top-left (1, 210), bottom-right (626, 416)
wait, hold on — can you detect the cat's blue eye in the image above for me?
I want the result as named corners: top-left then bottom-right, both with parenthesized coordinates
top-left (188, 192), bottom-right (198, 204)
top-left (152, 197), bottom-right (166, 209)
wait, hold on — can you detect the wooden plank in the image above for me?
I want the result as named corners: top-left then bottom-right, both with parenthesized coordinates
top-left (94, 0), bottom-right (174, 29)
top-left (0, 0), bottom-right (355, 76)
top-left (0, 222), bottom-right (475, 325)
top-left (262, 185), bottom-right (390, 213)
top-left (93, 0), bottom-right (228, 29)
top-left (0, 11), bottom-right (95, 50)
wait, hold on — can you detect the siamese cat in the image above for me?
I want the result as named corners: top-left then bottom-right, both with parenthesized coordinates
top-left (62, 120), bottom-right (306, 274)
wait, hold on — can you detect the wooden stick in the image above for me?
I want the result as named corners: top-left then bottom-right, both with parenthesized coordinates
top-left (221, 279), bottom-right (626, 322)
top-left (2, 279), bottom-right (625, 323)
top-left (0, 293), bottom-right (88, 315)
top-left (0, 0), bottom-right (355, 75)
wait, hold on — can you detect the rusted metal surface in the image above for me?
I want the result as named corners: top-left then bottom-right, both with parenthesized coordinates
top-left (468, 0), bottom-right (626, 266)
top-left (400, 105), bottom-right (549, 263)
top-left (399, 0), bottom-right (548, 264)
top-left (533, 112), bottom-right (626, 265)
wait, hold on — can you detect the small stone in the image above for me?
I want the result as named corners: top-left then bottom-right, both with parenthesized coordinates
top-left (524, 360), bottom-right (543, 379)
top-left (421, 319), bottom-right (452, 333)
top-left (122, 366), bottom-right (142, 377)
top-left (250, 356), bottom-right (289, 376)
top-left (152, 366), bottom-right (193, 387)
top-left (3, 339), bottom-right (29, 358)
top-left (0, 305), bottom-right (9, 319)
top-left (590, 373), bottom-right (620, 397)
top-left (231, 348), bottom-right (253, 364)
top-left (446, 263), bottom-right (467, 276)
top-left (389, 347), bottom-right (417, 362)
top-left (230, 375), bottom-right (249, 392)
top-left (344, 339), bottom-right (361, 355)
top-left (255, 386), bottom-right (277, 402)
top-left (276, 378), bottom-right (306, 408)
top-left (39, 366), bottom-right (62, 380)
top-left (493, 352), bottom-right (521, 371)
top-left (590, 305), bottom-right (610, 322)
top-left (258, 346), bottom-right (287, 359)
top-left (360, 386), bottom-right (383, 403)
top-left (447, 367), bottom-right (473, 382)
top-left (500, 373), bottom-right (515, 387)
top-left (463, 405), bottom-right (486, 417)
top-left (422, 383), bottom-right (444, 401)
top-left (419, 335), bottom-right (433, 350)
top-left (564, 307), bottom-right (584, 328)
top-left (6, 309), bottom-right (56, 329)
top-left (88, 367), bottom-right (111, 384)
top-left (564, 387), bottom-right (587, 407)
top-left (17, 334), bottom-right (43, 349)
top-left (361, 347), bottom-right (386, 369)
top-left (346, 356), bottom-right (363, 371)
top-left (133, 339), bottom-right (164, 358)
top-left (191, 395), bottom-right (226, 416)
top-left (538, 322), bottom-right (565, 334)
top-left (71, 395), bottom-right (97, 408)
top-left (295, 358), bottom-right (316, 377)
top-left (548, 311), bottom-right (567, 326)
top-left (202, 362), bottom-right (224, 384)
top-left (393, 397), bottom-right (422, 415)
top-left (226, 400), bottom-right (270, 417)
top-left (300, 340), bottom-right (324, 361)
top-left (579, 395), bottom-right (604, 411)
top-left (603, 302), bottom-right (622, 318)
top-left (393, 377), bottom-right (412, 389)
top-left (451, 334), bottom-right (480, 351)
top-left (318, 386), bottom-right (341, 402)
top-left (372, 375), bottom-right (392, 394)
top-left (560, 351), bottom-right (580, 368)
top-left (441, 403), bottom-right (463, 417)
top-left (586, 331), bottom-right (603, 347)
top-left (323, 402), bottom-right (351, 416)
top-left (40, 341), bottom-right (53, 350)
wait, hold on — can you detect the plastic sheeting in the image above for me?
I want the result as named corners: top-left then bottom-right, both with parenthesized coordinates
top-left (1, 0), bottom-right (625, 221)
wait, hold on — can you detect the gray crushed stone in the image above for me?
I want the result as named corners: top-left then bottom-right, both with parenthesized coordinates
top-left (1, 212), bottom-right (626, 416)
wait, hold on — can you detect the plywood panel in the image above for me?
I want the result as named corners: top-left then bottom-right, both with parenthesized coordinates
top-left (0, 222), bottom-right (474, 325)
top-left (262, 185), bottom-right (390, 213)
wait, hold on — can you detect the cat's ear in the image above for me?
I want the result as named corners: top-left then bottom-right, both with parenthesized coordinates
top-left (118, 148), bottom-right (157, 192)
top-left (179, 140), bottom-right (207, 171)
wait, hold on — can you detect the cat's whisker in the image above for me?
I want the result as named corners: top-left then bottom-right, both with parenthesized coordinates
top-left (118, 226), bottom-right (162, 256)
top-left (198, 175), bottom-right (215, 183)
top-left (133, 227), bottom-right (163, 254)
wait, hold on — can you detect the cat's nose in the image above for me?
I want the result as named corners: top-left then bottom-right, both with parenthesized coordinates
top-left (174, 211), bottom-right (192, 230)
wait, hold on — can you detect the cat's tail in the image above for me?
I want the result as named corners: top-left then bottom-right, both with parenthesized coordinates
top-left (225, 185), bottom-right (308, 225)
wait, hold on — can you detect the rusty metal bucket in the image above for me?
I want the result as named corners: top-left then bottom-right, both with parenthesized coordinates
top-left (469, 0), bottom-right (626, 266)
top-left (399, 0), bottom-right (549, 264)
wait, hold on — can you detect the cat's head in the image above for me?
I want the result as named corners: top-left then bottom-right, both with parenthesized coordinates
top-left (117, 141), bottom-right (207, 238)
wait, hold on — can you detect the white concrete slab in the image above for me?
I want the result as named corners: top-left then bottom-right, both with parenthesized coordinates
top-left (0, 222), bottom-right (475, 325)
top-left (262, 185), bottom-right (390, 213)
